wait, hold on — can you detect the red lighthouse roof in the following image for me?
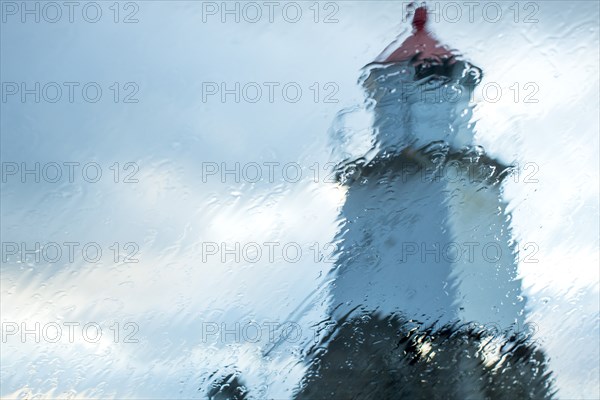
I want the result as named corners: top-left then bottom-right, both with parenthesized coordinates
top-left (382, 6), bottom-right (455, 64)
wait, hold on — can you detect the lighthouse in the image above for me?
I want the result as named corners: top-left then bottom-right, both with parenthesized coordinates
top-left (294, 6), bottom-right (553, 399)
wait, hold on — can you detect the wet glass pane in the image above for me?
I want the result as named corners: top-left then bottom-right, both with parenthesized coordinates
top-left (1, 1), bottom-right (598, 399)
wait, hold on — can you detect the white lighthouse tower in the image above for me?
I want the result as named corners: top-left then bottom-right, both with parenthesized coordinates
top-left (291, 7), bottom-right (554, 399)
top-left (327, 6), bottom-right (525, 333)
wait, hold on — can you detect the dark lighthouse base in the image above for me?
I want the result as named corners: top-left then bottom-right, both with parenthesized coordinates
top-left (294, 314), bottom-right (555, 400)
